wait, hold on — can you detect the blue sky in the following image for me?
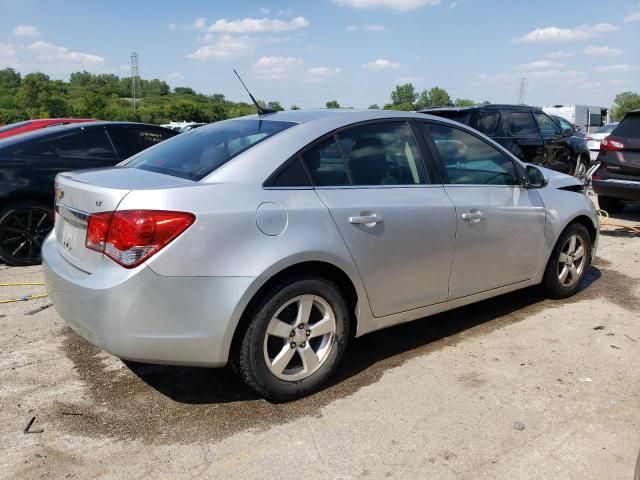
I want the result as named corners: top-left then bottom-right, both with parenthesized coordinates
top-left (1, 0), bottom-right (639, 108)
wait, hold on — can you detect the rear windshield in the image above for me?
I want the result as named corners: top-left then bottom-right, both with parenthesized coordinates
top-left (125, 119), bottom-right (295, 180)
top-left (0, 121), bottom-right (32, 134)
top-left (612, 114), bottom-right (640, 139)
top-left (595, 123), bottom-right (618, 134)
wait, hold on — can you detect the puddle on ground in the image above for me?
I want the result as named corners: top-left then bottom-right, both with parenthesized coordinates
top-left (53, 266), bottom-right (638, 444)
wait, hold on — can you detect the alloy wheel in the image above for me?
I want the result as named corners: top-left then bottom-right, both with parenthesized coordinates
top-left (263, 294), bottom-right (337, 381)
top-left (0, 207), bottom-right (53, 264)
top-left (557, 233), bottom-right (587, 287)
top-left (574, 160), bottom-right (588, 184)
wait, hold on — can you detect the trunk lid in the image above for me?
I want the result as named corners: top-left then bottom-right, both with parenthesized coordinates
top-left (54, 167), bottom-right (194, 273)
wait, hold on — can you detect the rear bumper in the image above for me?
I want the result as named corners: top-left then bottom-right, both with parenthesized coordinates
top-left (42, 234), bottom-right (257, 367)
top-left (592, 178), bottom-right (640, 201)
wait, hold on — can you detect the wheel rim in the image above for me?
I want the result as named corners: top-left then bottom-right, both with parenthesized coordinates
top-left (575, 161), bottom-right (587, 183)
top-left (0, 207), bottom-right (53, 263)
top-left (263, 294), bottom-right (337, 382)
top-left (557, 233), bottom-right (587, 287)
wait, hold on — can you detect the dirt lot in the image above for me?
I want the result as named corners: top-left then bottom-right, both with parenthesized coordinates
top-left (1, 207), bottom-right (639, 479)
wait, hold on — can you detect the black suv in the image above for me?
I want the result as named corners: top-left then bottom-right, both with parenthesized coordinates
top-left (421, 105), bottom-right (590, 180)
top-left (592, 109), bottom-right (640, 213)
top-left (0, 122), bottom-right (177, 265)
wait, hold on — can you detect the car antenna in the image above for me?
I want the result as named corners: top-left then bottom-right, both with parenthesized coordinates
top-left (233, 69), bottom-right (276, 116)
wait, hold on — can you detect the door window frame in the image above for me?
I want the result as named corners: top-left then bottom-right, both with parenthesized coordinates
top-left (418, 120), bottom-right (525, 188)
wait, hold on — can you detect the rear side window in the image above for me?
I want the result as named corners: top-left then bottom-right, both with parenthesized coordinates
top-left (612, 114), bottom-right (640, 139)
top-left (301, 138), bottom-right (349, 186)
top-left (125, 119), bottom-right (295, 180)
top-left (270, 159), bottom-right (311, 187)
top-left (429, 111), bottom-right (471, 125)
top-left (475, 111), bottom-right (502, 136)
top-left (52, 130), bottom-right (116, 159)
top-left (509, 112), bottom-right (538, 136)
top-left (426, 123), bottom-right (518, 186)
top-left (107, 127), bottom-right (176, 159)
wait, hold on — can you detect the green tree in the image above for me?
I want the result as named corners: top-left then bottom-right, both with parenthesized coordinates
top-left (415, 87), bottom-right (452, 109)
top-left (390, 83), bottom-right (417, 107)
top-left (368, 104), bottom-right (380, 110)
top-left (0, 68), bottom-right (21, 89)
top-left (454, 98), bottom-right (475, 107)
top-left (612, 91), bottom-right (640, 120)
top-left (326, 100), bottom-right (340, 109)
top-left (77, 92), bottom-right (107, 118)
top-left (16, 73), bottom-right (53, 117)
top-left (174, 87), bottom-right (196, 95)
top-left (290, 105), bottom-right (301, 110)
top-left (266, 101), bottom-right (284, 111)
top-left (164, 101), bottom-right (207, 122)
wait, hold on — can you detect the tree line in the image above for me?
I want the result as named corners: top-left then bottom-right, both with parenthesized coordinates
top-left (0, 68), bottom-right (638, 125)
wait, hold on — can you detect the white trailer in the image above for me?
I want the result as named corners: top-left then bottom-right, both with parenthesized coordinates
top-left (542, 104), bottom-right (613, 133)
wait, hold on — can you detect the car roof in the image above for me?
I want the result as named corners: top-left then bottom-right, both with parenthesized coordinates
top-left (421, 104), bottom-right (543, 113)
top-left (0, 121), bottom-right (173, 148)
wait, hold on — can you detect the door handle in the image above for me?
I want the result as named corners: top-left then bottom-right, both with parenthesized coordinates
top-left (349, 214), bottom-right (383, 227)
top-left (460, 210), bottom-right (486, 222)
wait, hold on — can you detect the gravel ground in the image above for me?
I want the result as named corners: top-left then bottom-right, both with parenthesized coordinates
top-left (0, 206), bottom-right (639, 479)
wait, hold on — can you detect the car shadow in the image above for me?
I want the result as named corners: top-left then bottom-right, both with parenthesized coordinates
top-left (125, 266), bottom-right (602, 405)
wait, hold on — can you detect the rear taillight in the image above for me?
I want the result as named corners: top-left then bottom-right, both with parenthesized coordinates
top-left (601, 138), bottom-right (624, 151)
top-left (86, 210), bottom-right (195, 268)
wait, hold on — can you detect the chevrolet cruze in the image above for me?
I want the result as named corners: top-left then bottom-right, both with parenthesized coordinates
top-left (43, 110), bottom-right (599, 400)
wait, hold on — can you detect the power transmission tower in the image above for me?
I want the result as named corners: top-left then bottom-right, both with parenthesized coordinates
top-left (131, 52), bottom-right (140, 110)
top-left (517, 76), bottom-right (527, 105)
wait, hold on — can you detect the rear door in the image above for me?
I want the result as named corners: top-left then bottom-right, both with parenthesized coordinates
top-left (420, 121), bottom-right (546, 299)
top-left (534, 111), bottom-right (573, 173)
top-left (303, 120), bottom-right (457, 317)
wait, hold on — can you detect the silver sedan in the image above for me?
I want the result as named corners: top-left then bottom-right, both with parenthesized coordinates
top-left (43, 110), bottom-right (599, 400)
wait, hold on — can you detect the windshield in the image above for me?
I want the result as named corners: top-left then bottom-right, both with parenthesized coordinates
top-left (0, 121), bottom-right (32, 134)
top-left (125, 119), bottom-right (295, 180)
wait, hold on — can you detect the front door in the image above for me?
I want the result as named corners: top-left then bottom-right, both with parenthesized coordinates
top-left (534, 111), bottom-right (573, 173)
top-left (301, 121), bottom-right (457, 317)
top-left (422, 121), bottom-right (546, 299)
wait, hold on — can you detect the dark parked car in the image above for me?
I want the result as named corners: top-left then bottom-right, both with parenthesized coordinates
top-left (592, 110), bottom-right (640, 213)
top-left (422, 105), bottom-right (591, 181)
top-left (0, 122), bottom-right (177, 265)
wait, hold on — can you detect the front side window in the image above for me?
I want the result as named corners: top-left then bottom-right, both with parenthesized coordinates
top-left (427, 123), bottom-right (519, 186)
top-left (509, 112), bottom-right (538, 136)
top-left (126, 119), bottom-right (295, 180)
top-left (534, 113), bottom-right (563, 136)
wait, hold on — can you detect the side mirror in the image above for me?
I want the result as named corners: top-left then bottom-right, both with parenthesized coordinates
top-left (525, 165), bottom-right (548, 189)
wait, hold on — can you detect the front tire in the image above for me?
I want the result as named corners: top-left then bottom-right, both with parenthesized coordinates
top-left (0, 202), bottom-right (54, 266)
top-left (233, 275), bottom-right (350, 401)
top-left (541, 223), bottom-right (592, 299)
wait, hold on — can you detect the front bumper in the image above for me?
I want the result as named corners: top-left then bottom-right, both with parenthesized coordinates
top-left (592, 178), bottom-right (640, 201)
top-left (42, 234), bottom-right (257, 367)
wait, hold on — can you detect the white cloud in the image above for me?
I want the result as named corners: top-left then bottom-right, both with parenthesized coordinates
top-left (29, 41), bottom-right (104, 65)
top-left (518, 60), bottom-right (564, 70)
top-left (332, 0), bottom-right (440, 11)
top-left (260, 7), bottom-right (270, 14)
top-left (363, 24), bottom-right (386, 31)
top-left (512, 23), bottom-right (618, 43)
top-left (362, 58), bottom-right (400, 70)
top-left (206, 16), bottom-right (310, 33)
top-left (346, 25), bottom-right (359, 31)
top-left (168, 23), bottom-right (177, 31)
top-left (308, 66), bottom-right (341, 78)
top-left (584, 45), bottom-right (622, 56)
top-left (187, 35), bottom-right (253, 60)
top-left (625, 5), bottom-right (640, 23)
top-left (192, 17), bottom-right (207, 29)
top-left (252, 56), bottom-right (304, 79)
top-left (545, 50), bottom-right (575, 59)
top-left (13, 24), bottom-right (40, 37)
top-left (595, 64), bottom-right (631, 73)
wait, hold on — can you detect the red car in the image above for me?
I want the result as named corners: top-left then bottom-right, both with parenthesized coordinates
top-left (0, 118), bottom-right (95, 140)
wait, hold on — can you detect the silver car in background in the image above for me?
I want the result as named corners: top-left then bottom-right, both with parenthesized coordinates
top-left (43, 110), bottom-right (599, 400)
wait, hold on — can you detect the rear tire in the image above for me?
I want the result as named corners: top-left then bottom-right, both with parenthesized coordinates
top-left (597, 196), bottom-right (624, 214)
top-left (541, 223), bottom-right (592, 299)
top-left (0, 202), bottom-right (53, 266)
top-left (232, 275), bottom-right (350, 401)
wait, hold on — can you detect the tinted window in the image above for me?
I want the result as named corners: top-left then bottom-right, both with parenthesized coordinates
top-left (125, 119), bottom-right (295, 180)
top-left (612, 114), bottom-right (640, 139)
top-left (271, 159), bottom-right (311, 187)
top-left (108, 127), bottom-right (176, 159)
top-left (429, 111), bottom-right (471, 125)
top-left (301, 138), bottom-right (349, 186)
top-left (428, 123), bottom-right (518, 186)
top-left (509, 112), bottom-right (538, 136)
top-left (475, 111), bottom-right (502, 136)
top-left (52, 130), bottom-right (116, 159)
top-left (534, 113), bottom-right (562, 136)
top-left (338, 122), bottom-right (427, 185)
top-left (555, 117), bottom-right (574, 134)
